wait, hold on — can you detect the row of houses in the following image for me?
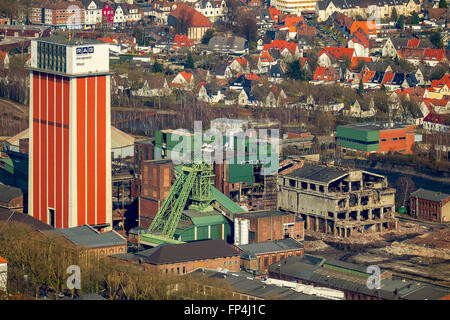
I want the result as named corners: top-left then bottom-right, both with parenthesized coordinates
top-left (29, 0), bottom-right (142, 28)
top-left (316, 0), bottom-right (422, 22)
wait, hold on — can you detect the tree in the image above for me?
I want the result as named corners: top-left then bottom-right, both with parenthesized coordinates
top-left (357, 79), bottom-right (364, 96)
top-left (201, 29), bottom-right (214, 45)
top-left (286, 59), bottom-right (305, 80)
top-left (391, 8), bottom-right (398, 21)
top-left (439, 0), bottom-right (448, 8)
top-left (411, 11), bottom-right (420, 25)
top-left (184, 53), bottom-right (195, 69)
top-left (236, 9), bottom-right (257, 42)
top-left (430, 31), bottom-right (443, 49)
top-left (152, 60), bottom-right (163, 73)
top-left (396, 176), bottom-right (415, 209)
top-left (398, 15), bottom-right (404, 29)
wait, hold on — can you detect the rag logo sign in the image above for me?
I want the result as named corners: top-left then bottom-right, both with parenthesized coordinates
top-left (76, 46), bottom-right (94, 55)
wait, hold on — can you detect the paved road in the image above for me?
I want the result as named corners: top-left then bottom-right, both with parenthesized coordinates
top-left (0, 98), bottom-right (26, 114)
top-left (396, 214), bottom-right (450, 231)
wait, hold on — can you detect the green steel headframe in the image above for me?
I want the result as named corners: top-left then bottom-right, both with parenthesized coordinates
top-left (148, 161), bottom-right (214, 239)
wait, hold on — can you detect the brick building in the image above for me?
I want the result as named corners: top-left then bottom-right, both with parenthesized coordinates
top-left (138, 160), bottom-right (174, 227)
top-left (112, 239), bottom-right (240, 275)
top-left (268, 255), bottom-right (450, 300)
top-left (0, 184), bottom-right (24, 213)
top-left (234, 210), bottom-right (304, 244)
top-left (236, 237), bottom-right (304, 272)
top-left (410, 189), bottom-right (450, 223)
top-left (43, 225), bottom-right (127, 259)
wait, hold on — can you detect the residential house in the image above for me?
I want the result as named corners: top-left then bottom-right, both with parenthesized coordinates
top-left (318, 47), bottom-right (355, 68)
top-left (134, 76), bottom-right (172, 97)
top-left (263, 40), bottom-right (300, 60)
top-left (268, 63), bottom-right (285, 83)
top-left (207, 35), bottom-right (249, 54)
top-left (265, 86), bottom-right (287, 107)
top-left (423, 113), bottom-right (450, 132)
top-left (150, 0), bottom-right (178, 25)
top-left (229, 56), bottom-right (250, 74)
top-left (342, 99), bottom-right (376, 118)
top-left (82, 0), bottom-right (103, 27)
top-left (171, 70), bottom-right (194, 90)
top-left (257, 50), bottom-right (276, 73)
top-left (312, 66), bottom-right (340, 84)
top-left (238, 87), bottom-right (259, 106)
top-left (113, 3), bottom-right (127, 27)
top-left (194, 0), bottom-right (228, 22)
top-left (230, 73), bottom-right (259, 90)
top-left (123, 3), bottom-right (142, 25)
top-left (347, 30), bottom-right (370, 57)
top-left (0, 51), bottom-right (9, 69)
top-left (212, 62), bottom-right (233, 80)
top-left (316, 0), bottom-right (421, 22)
top-left (198, 83), bottom-right (225, 103)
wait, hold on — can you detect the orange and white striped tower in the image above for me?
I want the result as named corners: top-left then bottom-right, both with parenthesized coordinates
top-left (28, 37), bottom-right (112, 231)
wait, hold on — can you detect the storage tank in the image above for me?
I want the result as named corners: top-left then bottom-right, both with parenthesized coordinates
top-left (240, 219), bottom-right (249, 245)
top-left (234, 218), bottom-right (241, 245)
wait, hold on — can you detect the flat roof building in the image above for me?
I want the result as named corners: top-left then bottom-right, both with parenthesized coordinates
top-left (336, 122), bottom-right (415, 155)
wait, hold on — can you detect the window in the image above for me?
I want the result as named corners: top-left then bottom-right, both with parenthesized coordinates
top-left (183, 266), bottom-right (186, 274)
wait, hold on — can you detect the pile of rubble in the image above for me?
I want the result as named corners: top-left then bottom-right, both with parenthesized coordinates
top-left (374, 241), bottom-right (450, 259)
top-left (406, 229), bottom-right (450, 249)
top-left (304, 240), bottom-right (330, 251)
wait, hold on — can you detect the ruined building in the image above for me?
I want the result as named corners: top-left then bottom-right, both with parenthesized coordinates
top-left (278, 163), bottom-right (398, 237)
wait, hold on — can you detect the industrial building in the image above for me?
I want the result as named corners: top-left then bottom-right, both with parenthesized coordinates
top-left (43, 225), bottom-right (128, 258)
top-left (236, 237), bottom-right (304, 272)
top-left (28, 36), bottom-right (112, 231)
top-left (336, 122), bottom-right (415, 155)
top-left (112, 239), bottom-right (241, 274)
top-left (233, 210), bottom-right (304, 244)
top-left (410, 189), bottom-right (450, 223)
top-left (189, 268), bottom-right (336, 300)
top-left (278, 163), bottom-right (398, 237)
top-left (268, 255), bottom-right (450, 300)
top-left (0, 184), bottom-right (24, 212)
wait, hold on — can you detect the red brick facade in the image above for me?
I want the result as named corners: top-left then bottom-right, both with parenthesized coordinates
top-left (410, 196), bottom-right (449, 222)
top-left (238, 212), bottom-right (304, 243)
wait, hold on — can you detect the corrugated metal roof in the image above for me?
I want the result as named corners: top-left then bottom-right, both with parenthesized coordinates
top-left (211, 186), bottom-right (246, 214)
top-left (410, 188), bottom-right (449, 203)
top-left (238, 238), bottom-right (303, 255)
top-left (44, 225), bottom-right (126, 249)
top-left (0, 184), bottom-right (23, 202)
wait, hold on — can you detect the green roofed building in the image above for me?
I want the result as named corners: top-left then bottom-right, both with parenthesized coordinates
top-left (336, 122), bottom-right (415, 155)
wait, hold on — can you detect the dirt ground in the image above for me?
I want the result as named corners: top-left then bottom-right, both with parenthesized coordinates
top-left (304, 221), bottom-right (450, 287)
